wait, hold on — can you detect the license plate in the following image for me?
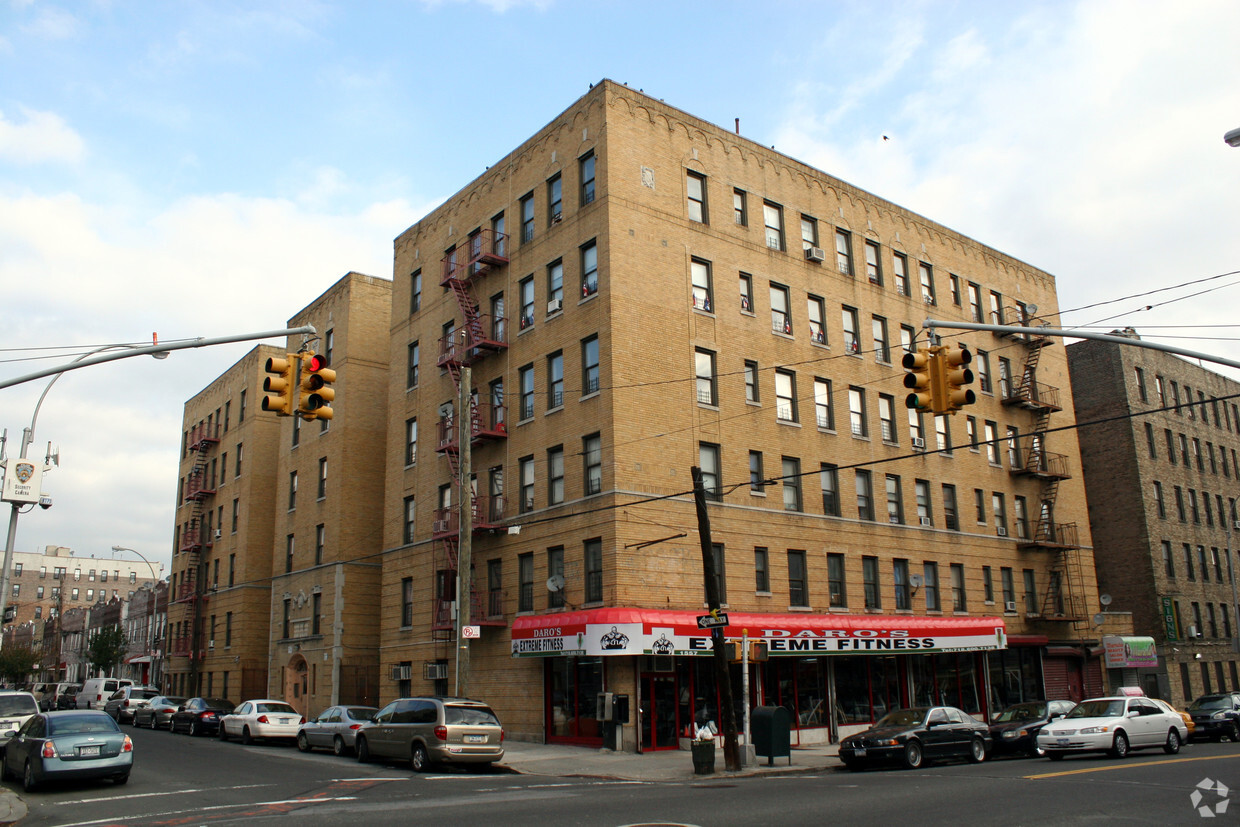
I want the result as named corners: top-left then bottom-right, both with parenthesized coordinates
top-left (464, 734), bottom-right (486, 744)
top-left (279, 718), bottom-right (291, 724)
top-left (1057, 738), bottom-right (1069, 746)
top-left (79, 745), bottom-right (101, 757)
top-left (853, 748), bottom-right (867, 758)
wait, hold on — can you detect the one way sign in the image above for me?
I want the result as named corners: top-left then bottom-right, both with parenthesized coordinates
top-left (697, 612), bottom-right (729, 629)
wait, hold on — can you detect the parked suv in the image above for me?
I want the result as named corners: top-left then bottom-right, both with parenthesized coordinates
top-left (1186, 693), bottom-right (1240, 742)
top-left (355, 696), bottom-right (504, 772)
top-left (0, 691), bottom-right (40, 743)
top-left (103, 686), bottom-right (161, 724)
top-left (40, 683), bottom-right (81, 712)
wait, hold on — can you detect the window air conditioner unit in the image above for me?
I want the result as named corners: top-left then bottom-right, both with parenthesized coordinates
top-left (889, 516), bottom-right (901, 524)
top-left (208, 640), bottom-right (215, 651)
top-left (805, 246), bottom-right (826, 263)
top-left (996, 526), bottom-right (1008, 537)
top-left (432, 519), bottom-right (449, 535)
top-left (547, 298), bottom-right (563, 314)
top-left (1233, 520), bottom-right (1240, 530)
top-left (213, 530), bottom-right (222, 540)
top-left (1188, 625), bottom-right (1201, 639)
top-left (391, 664), bottom-right (412, 681)
top-left (1004, 601), bottom-right (1018, 613)
top-left (924, 295), bottom-right (936, 305)
top-left (919, 517), bottom-right (932, 526)
top-left (423, 661), bottom-right (448, 681)
top-left (911, 437), bottom-right (926, 449)
top-left (551, 212), bottom-right (563, 225)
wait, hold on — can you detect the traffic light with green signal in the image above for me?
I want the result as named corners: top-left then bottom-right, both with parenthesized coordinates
top-left (902, 346), bottom-right (937, 412)
top-left (938, 344), bottom-right (977, 413)
top-left (299, 352), bottom-right (336, 421)
top-left (261, 354), bottom-right (299, 416)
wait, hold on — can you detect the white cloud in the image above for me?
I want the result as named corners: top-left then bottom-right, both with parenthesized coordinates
top-left (0, 107), bottom-right (85, 164)
top-left (19, 5), bottom-right (79, 39)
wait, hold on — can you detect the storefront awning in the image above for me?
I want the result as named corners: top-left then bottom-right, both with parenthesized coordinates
top-left (1102, 635), bottom-right (1158, 668)
top-left (511, 607), bottom-right (1006, 658)
top-left (123, 655), bottom-right (151, 665)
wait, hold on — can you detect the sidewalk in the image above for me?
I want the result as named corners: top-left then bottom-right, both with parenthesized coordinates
top-left (0, 788), bottom-right (24, 825)
top-left (499, 739), bottom-right (840, 782)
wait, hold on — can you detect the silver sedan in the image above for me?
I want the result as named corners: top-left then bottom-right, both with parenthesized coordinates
top-left (297, 705), bottom-right (377, 756)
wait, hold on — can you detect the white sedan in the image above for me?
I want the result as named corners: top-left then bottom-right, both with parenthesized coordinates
top-left (1037, 695), bottom-right (1187, 760)
top-left (218, 699), bottom-right (304, 745)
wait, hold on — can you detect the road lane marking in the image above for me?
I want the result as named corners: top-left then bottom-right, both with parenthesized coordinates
top-left (51, 796), bottom-right (361, 827)
top-left (53, 783), bottom-right (275, 804)
top-left (1027, 753), bottom-right (1240, 779)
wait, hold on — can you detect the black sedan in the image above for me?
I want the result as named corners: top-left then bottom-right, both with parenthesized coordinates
top-left (169, 697), bottom-right (234, 736)
top-left (839, 706), bottom-right (991, 770)
top-left (988, 699), bottom-right (1076, 757)
top-left (1, 710), bottom-right (132, 791)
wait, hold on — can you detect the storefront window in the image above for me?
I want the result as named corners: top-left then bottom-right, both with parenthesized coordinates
top-left (833, 656), bottom-right (903, 725)
top-left (546, 657), bottom-right (604, 743)
top-left (987, 647), bottom-right (1044, 710)
top-left (760, 659), bottom-right (828, 730)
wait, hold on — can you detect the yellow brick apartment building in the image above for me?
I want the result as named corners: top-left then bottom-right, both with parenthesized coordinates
top-left (381, 80), bottom-right (1110, 750)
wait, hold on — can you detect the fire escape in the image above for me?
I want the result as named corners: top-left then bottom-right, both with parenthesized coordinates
top-left (431, 229), bottom-right (511, 639)
top-left (1002, 317), bottom-right (1086, 626)
top-left (173, 422), bottom-right (218, 663)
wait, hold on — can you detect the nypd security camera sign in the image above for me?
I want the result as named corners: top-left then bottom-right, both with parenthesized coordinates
top-left (1, 459), bottom-right (43, 505)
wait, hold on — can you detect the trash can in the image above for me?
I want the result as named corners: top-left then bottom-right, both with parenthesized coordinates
top-left (691, 739), bottom-right (716, 774)
top-left (752, 705), bottom-right (792, 766)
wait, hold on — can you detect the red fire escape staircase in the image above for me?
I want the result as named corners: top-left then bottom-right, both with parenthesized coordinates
top-left (432, 230), bottom-right (510, 635)
top-left (172, 423), bottom-right (219, 658)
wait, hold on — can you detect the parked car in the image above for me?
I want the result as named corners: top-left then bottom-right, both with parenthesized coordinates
top-left (219, 699), bottom-right (303, 745)
top-left (297, 705), bottom-right (377, 755)
top-left (988, 700), bottom-right (1076, 757)
top-left (76, 677), bottom-right (133, 710)
top-left (1, 710), bottom-right (132, 791)
top-left (1036, 694), bottom-right (1187, 759)
top-left (1151, 698), bottom-right (1195, 738)
top-left (355, 697), bottom-right (505, 772)
top-left (41, 683), bottom-right (81, 713)
top-left (838, 706), bottom-right (991, 770)
top-left (1186, 692), bottom-right (1240, 742)
top-left (28, 684), bottom-right (52, 711)
top-left (55, 688), bottom-right (80, 710)
top-left (0, 692), bottom-right (40, 746)
top-left (169, 697), bottom-right (234, 736)
top-left (132, 696), bottom-right (187, 730)
top-left (103, 686), bottom-right (160, 724)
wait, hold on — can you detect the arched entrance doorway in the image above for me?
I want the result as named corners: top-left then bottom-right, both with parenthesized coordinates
top-left (283, 655), bottom-right (309, 718)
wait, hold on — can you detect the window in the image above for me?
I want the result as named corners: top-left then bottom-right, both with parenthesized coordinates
top-left (1162, 540), bottom-right (1176, 578)
top-left (975, 350), bottom-right (992, 394)
top-left (402, 496), bottom-right (416, 544)
top-left (548, 446), bottom-right (564, 505)
top-left (488, 559), bottom-right (503, 617)
top-left (547, 259), bottom-right (564, 309)
top-left (686, 171), bottom-right (707, 223)
top-left (547, 547), bottom-right (565, 609)
top-left (993, 492), bottom-right (1008, 535)
top-left (1001, 567), bottom-right (1015, 609)
top-left (492, 212), bottom-right (506, 257)
top-left (733, 188), bottom-right (747, 226)
top-left (1154, 481), bottom-right (1166, 519)
top-left (699, 443), bottom-right (722, 501)
top-left (949, 274), bottom-right (961, 306)
top-left (863, 556), bottom-right (880, 609)
top-left (763, 201), bottom-right (784, 250)
top-left (749, 451), bottom-right (765, 493)
top-left (401, 577), bottom-right (414, 627)
top-left (755, 548), bottom-right (770, 592)
top-left (1144, 423), bottom-right (1156, 459)
top-left (885, 475), bottom-right (904, 524)
top-left (519, 276), bottom-right (535, 329)
top-left (893, 252), bottom-right (910, 296)
top-left (998, 357), bottom-right (1013, 398)
top-left (893, 559), bottom-right (911, 610)
top-left (835, 229), bottom-right (853, 275)
top-left (943, 484), bottom-right (959, 530)
top-left (855, 469), bottom-right (875, 521)
top-left (707, 544), bottom-right (727, 604)
top-left (548, 351), bottom-right (564, 409)
top-left (547, 173), bottom-right (563, 224)
top-left (582, 335), bottom-right (600, 395)
top-left (951, 564), bottom-right (966, 612)
top-left (579, 151), bottom-right (595, 205)
top-left (984, 421), bottom-right (999, 464)
top-left (739, 272), bottom-right (754, 312)
top-left (821, 464), bottom-right (840, 516)
top-left (225, 612), bottom-right (233, 647)
top-left (520, 192), bottom-right (535, 243)
top-left (828, 553), bottom-right (846, 607)
top-left (967, 282), bottom-right (982, 322)
top-left (918, 262), bottom-right (935, 305)
top-left (813, 378), bottom-right (834, 429)
top-left (780, 456), bottom-right (803, 512)
top-left (406, 341), bottom-right (420, 389)
top-left (518, 553), bottom-right (534, 612)
top-left (842, 306), bottom-right (860, 354)
top-left (740, 359), bottom-right (760, 404)
top-left (695, 348), bottom-right (717, 406)
top-left (800, 214), bottom-right (818, 251)
top-left (315, 524), bottom-right (325, 566)
top-left (908, 408), bottom-right (924, 446)
top-left (1023, 569), bottom-right (1037, 613)
top-left (878, 395), bottom-right (897, 443)
top-left (519, 457), bottom-right (535, 513)
top-left (1184, 543), bottom-right (1196, 580)
top-left (865, 240), bottom-right (882, 284)
top-left (519, 365), bottom-right (535, 420)
top-left (848, 387), bottom-right (867, 436)
top-left (1014, 496), bottom-right (1029, 539)
top-left (974, 488), bottom-right (987, 523)
top-left (291, 413), bottom-right (301, 447)
top-left (915, 480), bottom-right (932, 526)
top-left (410, 269), bottom-right (422, 315)
top-left (581, 240), bottom-right (598, 296)
top-left (988, 291), bottom-right (1004, 325)
top-left (317, 458), bottom-right (327, 499)
top-left (872, 316), bottom-right (890, 363)
top-left (982, 566), bottom-right (994, 603)
top-left (936, 416), bottom-right (951, 453)
top-left (285, 534), bottom-right (295, 574)
top-left (807, 295), bottom-right (827, 344)
top-left (770, 283), bottom-right (791, 334)
top-left (691, 259), bottom-right (713, 312)
top-left (923, 562), bottom-right (940, 611)
top-left (788, 550), bottom-right (808, 607)
top-left (288, 471), bottom-right (297, 510)
top-left (584, 538), bottom-right (603, 603)
top-left (584, 434), bottom-right (602, 495)
top-left (775, 370), bottom-right (797, 422)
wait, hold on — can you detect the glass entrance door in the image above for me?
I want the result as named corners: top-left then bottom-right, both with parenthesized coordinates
top-left (640, 674), bottom-right (679, 751)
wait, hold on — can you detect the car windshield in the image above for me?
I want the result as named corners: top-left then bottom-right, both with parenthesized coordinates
top-left (0, 695), bottom-right (37, 716)
top-left (346, 707), bottom-right (377, 721)
top-left (257, 703), bottom-right (296, 714)
top-left (1067, 700), bottom-right (1125, 719)
top-left (444, 705), bottom-right (500, 726)
top-left (993, 702), bottom-right (1047, 723)
top-left (205, 699), bottom-right (234, 711)
top-left (874, 709), bottom-right (927, 728)
top-left (1187, 696), bottom-right (1232, 711)
top-left (49, 715), bottom-right (120, 735)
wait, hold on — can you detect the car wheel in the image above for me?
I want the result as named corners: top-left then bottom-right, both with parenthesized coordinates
top-left (242, 727), bottom-right (253, 746)
top-left (333, 735), bottom-right (346, 757)
top-left (902, 740), bottom-right (923, 770)
top-left (1047, 751), bottom-right (1065, 761)
top-left (218, 725), bottom-right (228, 742)
top-left (22, 761), bottom-right (37, 793)
top-left (1229, 722), bottom-right (1240, 743)
top-left (1164, 728), bottom-right (1181, 755)
top-left (115, 774), bottom-right (129, 785)
top-left (411, 743), bottom-right (431, 773)
top-left (1109, 731), bottom-right (1129, 759)
top-left (1030, 741), bottom-right (1047, 758)
top-left (356, 736), bottom-right (370, 763)
top-left (297, 733), bottom-right (310, 753)
top-left (189, 721), bottom-right (200, 737)
top-left (968, 736), bottom-right (986, 763)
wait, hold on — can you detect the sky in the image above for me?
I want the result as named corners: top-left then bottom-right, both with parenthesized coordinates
top-left (2, 0), bottom-right (1238, 575)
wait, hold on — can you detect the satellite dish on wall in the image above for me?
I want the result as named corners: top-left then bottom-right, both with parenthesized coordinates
top-left (1099, 594), bottom-right (1112, 606)
top-left (1025, 303), bottom-right (1038, 315)
top-left (1093, 613), bottom-right (1105, 628)
top-left (546, 574), bottom-right (565, 593)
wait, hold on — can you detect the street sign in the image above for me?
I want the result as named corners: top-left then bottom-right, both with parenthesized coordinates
top-left (462, 625), bottom-right (481, 639)
top-left (697, 612), bottom-right (729, 629)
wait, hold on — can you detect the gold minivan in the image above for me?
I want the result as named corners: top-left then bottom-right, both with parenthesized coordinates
top-left (355, 697), bottom-right (504, 772)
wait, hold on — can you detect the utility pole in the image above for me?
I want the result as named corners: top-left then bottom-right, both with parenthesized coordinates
top-left (455, 365), bottom-right (472, 698)
top-left (691, 466), bottom-right (740, 772)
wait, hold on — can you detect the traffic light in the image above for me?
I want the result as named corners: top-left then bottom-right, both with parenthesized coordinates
top-left (902, 346), bottom-right (937, 412)
top-left (261, 354), bottom-right (299, 416)
top-left (299, 352), bottom-right (336, 421)
top-left (938, 344), bottom-right (977, 413)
